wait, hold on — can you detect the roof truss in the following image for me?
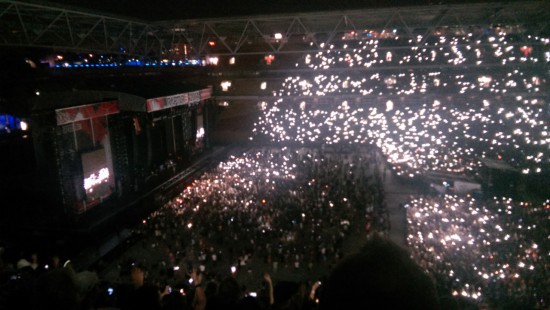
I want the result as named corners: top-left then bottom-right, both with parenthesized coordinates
top-left (0, 0), bottom-right (548, 58)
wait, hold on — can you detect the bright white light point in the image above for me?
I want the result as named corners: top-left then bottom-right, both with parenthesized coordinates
top-left (20, 121), bottom-right (28, 131)
top-left (386, 100), bottom-right (394, 112)
top-left (221, 80), bottom-right (232, 91)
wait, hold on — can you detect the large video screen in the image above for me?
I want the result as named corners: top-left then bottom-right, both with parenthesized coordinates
top-left (196, 114), bottom-right (204, 141)
top-left (81, 148), bottom-right (114, 202)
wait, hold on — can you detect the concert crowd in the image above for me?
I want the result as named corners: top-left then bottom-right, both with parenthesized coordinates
top-left (253, 29), bottom-right (549, 180)
top-left (0, 146), bottom-right (391, 309)
top-left (1, 26), bottom-right (549, 310)
top-left (406, 194), bottom-right (549, 309)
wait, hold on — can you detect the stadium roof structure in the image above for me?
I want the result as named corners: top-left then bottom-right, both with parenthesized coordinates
top-left (0, 0), bottom-right (549, 58)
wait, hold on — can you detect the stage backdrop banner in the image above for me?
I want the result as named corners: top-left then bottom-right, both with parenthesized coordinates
top-left (146, 87), bottom-right (212, 113)
top-left (56, 101), bottom-right (119, 126)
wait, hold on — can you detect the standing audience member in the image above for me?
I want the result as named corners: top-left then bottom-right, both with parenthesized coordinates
top-left (117, 264), bottom-right (163, 310)
top-left (319, 235), bottom-right (440, 310)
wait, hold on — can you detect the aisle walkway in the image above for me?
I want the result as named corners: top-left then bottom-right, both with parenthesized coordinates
top-left (377, 153), bottom-right (422, 249)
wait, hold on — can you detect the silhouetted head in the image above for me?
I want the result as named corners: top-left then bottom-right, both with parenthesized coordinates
top-left (32, 268), bottom-right (79, 310)
top-left (217, 276), bottom-right (241, 306)
top-left (320, 235), bottom-right (440, 310)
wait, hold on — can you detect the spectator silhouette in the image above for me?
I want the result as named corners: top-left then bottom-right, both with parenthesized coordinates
top-left (205, 276), bottom-right (240, 310)
top-left (31, 268), bottom-right (79, 310)
top-left (319, 235), bottom-right (440, 310)
top-left (118, 263), bottom-right (162, 310)
top-left (271, 280), bottom-right (306, 310)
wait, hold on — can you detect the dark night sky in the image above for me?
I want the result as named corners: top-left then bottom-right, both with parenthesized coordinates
top-left (32, 0), bottom-right (492, 21)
